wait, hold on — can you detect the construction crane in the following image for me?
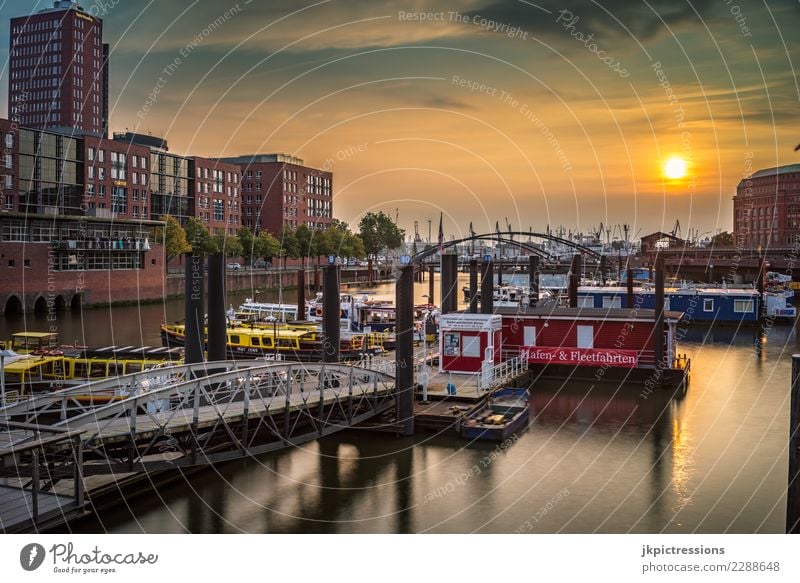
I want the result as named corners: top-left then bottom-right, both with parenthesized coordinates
top-left (671, 219), bottom-right (682, 239)
top-left (413, 221), bottom-right (422, 243)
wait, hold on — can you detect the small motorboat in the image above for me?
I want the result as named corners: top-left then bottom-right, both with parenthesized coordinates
top-left (460, 387), bottom-right (530, 441)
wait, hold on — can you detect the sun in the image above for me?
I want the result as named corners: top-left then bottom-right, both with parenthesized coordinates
top-left (664, 156), bottom-right (688, 180)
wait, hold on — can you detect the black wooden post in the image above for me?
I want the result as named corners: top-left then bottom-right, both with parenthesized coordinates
top-left (468, 259), bottom-right (478, 313)
top-left (395, 265), bottom-right (415, 436)
top-left (600, 255), bottom-right (607, 286)
top-left (569, 254), bottom-right (580, 308)
top-left (496, 259), bottom-right (503, 287)
top-left (788, 355), bottom-right (800, 533)
top-left (627, 264), bottom-right (635, 309)
top-left (529, 255), bottom-right (539, 307)
top-left (184, 253), bottom-right (205, 365)
top-left (440, 254), bottom-right (459, 314)
top-left (207, 253), bottom-right (227, 363)
top-left (322, 265), bottom-right (340, 362)
top-left (428, 264), bottom-right (435, 305)
top-left (481, 258), bottom-right (494, 314)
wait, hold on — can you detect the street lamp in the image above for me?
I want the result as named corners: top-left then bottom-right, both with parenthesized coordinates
top-left (1, 348), bottom-right (18, 407)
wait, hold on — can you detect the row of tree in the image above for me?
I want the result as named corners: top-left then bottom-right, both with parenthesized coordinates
top-left (158, 211), bottom-right (406, 267)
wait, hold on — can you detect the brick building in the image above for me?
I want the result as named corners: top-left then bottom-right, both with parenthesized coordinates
top-left (219, 154), bottom-right (332, 235)
top-left (733, 164), bottom-right (800, 248)
top-left (190, 157), bottom-right (241, 235)
top-left (9, 0), bottom-right (109, 137)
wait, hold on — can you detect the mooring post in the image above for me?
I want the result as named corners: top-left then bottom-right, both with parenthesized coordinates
top-left (297, 268), bottom-right (306, 321)
top-left (313, 265), bottom-right (320, 293)
top-left (207, 253), bottom-right (227, 365)
top-left (627, 263), bottom-right (635, 309)
top-left (600, 255), bottom-right (607, 286)
top-left (428, 264), bottom-right (435, 304)
top-left (788, 355), bottom-right (800, 533)
top-left (322, 265), bottom-right (340, 362)
top-left (468, 259), bottom-right (478, 313)
top-left (395, 264), bottom-right (415, 436)
top-left (654, 255), bottom-right (665, 380)
top-left (529, 255), bottom-right (539, 307)
top-left (496, 259), bottom-right (503, 287)
top-left (481, 258), bottom-right (494, 314)
top-left (184, 252), bottom-right (205, 366)
top-left (441, 254), bottom-right (459, 314)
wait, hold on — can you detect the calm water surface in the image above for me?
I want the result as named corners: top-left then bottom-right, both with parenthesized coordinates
top-left (1, 275), bottom-right (793, 533)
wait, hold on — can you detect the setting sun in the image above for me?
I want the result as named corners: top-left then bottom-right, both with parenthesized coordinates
top-left (664, 156), bottom-right (688, 180)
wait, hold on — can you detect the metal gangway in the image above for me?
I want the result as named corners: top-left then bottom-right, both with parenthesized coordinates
top-left (1, 361), bottom-right (395, 531)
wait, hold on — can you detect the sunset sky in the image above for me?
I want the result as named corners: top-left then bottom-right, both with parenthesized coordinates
top-left (1, 0), bottom-right (798, 241)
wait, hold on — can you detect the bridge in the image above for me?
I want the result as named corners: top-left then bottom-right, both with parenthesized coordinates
top-left (0, 360), bottom-right (395, 533)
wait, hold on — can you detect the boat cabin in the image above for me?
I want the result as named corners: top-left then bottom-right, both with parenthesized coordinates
top-left (8, 332), bottom-right (60, 353)
top-left (439, 313), bottom-right (503, 374)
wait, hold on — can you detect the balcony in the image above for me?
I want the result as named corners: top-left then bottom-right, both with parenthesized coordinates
top-left (52, 238), bottom-right (151, 251)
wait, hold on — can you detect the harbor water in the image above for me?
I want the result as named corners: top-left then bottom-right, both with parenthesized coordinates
top-left (0, 275), bottom-right (793, 533)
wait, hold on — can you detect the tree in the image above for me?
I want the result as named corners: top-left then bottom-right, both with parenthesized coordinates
top-left (710, 231), bottom-right (734, 247)
top-left (158, 214), bottom-right (191, 260)
top-left (278, 225), bottom-right (298, 268)
top-left (213, 230), bottom-right (243, 258)
top-left (184, 218), bottom-right (218, 255)
top-left (237, 226), bottom-right (257, 266)
top-left (258, 230), bottom-right (281, 264)
top-left (358, 211), bottom-right (405, 259)
top-left (294, 224), bottom-right (313, 266)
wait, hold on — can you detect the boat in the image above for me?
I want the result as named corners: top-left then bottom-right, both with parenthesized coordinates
top-left (462, 285), bottom-right (531, 308)
top-left (1, 342), bottom-right (183, 404)
top-left (159, 323), bottom-right (384, 361)
top-left (460, 387), bottom-right (530, 441)
top-left (576, 284), bottom-right (796, 322)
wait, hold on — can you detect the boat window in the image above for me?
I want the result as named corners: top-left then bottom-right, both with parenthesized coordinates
top-left (90, 362), bottom-right (107, 377)
top-left (523, 326), bottom-right (536, 346)
top-left (703, 299), bottom-right (714, 312)
top-left (577, 325), bottom-right (594, 349)
top-left (73, 361), bottom-right (89, 379)
top-left (602, 296), bottom-right (621, 308)
top-left (278, 339), bottom-right (296, 348)
top-left (229, 335), bottom-right (240, 344)
top-left (262, 337), bottom-right (274, 348)
top-left (126, 363), bottom-right (143, 374)
top-left (734, 299), bottom-right (754, 313)
top-left (107, 363), bottom-right (122, 376)
top-left (578, 296), bottom-right (594, 308)
top-left (251, 337), bottom-right (260, 346)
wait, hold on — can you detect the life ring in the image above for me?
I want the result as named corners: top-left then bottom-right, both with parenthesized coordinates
top-left (315, 307), bottom-right (323, 317)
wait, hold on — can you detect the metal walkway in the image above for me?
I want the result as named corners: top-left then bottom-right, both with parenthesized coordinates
top-left (1, 361), bottom-right (396, 532)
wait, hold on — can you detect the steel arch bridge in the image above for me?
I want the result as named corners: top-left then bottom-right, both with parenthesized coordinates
top-left (412, 230), bottom-right (602, 263)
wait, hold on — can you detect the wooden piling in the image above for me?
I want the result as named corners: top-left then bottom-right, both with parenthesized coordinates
top-left (481, 258), bottom-right (494, 314)
top-left (322, 265), bottom-right (340, 362)
top-left (788, 355), bottom-right (800, 533)
top-left (469, 259), bottom-right (478, 313)
top-left (184, 253), bottom-right (205, 366)
top-left (395, 265), bottom-right (415, 436)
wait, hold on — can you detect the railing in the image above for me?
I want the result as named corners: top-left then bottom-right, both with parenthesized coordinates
top-left (477, 352), bottom-right (529, 393)
top-left (0, 421), bottom-right (86, 531)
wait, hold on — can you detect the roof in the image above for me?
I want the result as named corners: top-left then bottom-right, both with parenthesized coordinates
top-left (492, 306), bottom-right (684, 322)
top-left (640, 231), bottom-right (683, 242)
top-left (11, 332), bottom-right (59, 339)
top-left (748, 164), bottom-right (800, 180)
top-left (218, 154), bottom-right (306, 166)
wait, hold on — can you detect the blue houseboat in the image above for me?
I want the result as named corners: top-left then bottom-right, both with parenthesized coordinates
top-left (576, 285), bottom-right (795, 323)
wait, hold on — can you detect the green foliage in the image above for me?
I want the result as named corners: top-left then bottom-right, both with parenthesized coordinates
top-left (295, 224), bottom-right (313, 264)
top-left (358, 211), bottom-right (405, 258)
top-left (158, 214), bottom-right (191, 260)
top-left (710, 231), bottom-right (734, 247)
top-left (213, 230), bottom-right (243, 258)
top-left (184, 218), bottom-right (218, 255)
top-left (258, 230), bottom-right (281, 260)
top-left (237, 226), bottom-right (257, 264)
